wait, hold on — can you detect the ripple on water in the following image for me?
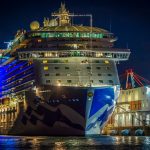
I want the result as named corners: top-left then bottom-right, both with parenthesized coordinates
top-left (0, 135), bottom-right (150, 150)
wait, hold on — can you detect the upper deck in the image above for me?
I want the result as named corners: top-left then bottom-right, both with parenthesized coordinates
top-left (1, 3), bottom-right (130, 64)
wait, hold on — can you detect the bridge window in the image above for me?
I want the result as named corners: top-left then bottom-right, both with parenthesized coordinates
top-left (31, 32), bottom-right (104, 39)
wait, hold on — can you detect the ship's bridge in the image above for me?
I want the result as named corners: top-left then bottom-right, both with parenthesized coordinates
top-left (27, 25), bottom-right (115, 41)
top-left (15, 25), bottom-right (130, 62)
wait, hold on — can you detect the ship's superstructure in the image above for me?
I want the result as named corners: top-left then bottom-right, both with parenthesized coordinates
top-left (0, 3), bottom-right (130, 135)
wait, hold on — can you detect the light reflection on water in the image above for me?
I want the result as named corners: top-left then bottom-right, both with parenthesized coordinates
top-left (0, 136), bottom-right (150, 150)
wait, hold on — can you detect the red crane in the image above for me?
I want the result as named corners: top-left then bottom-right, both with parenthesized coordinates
top-left (120, 69), bottom-right (150, 89)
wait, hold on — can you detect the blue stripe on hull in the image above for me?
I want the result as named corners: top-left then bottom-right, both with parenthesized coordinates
top-left (85, 86), bottom-right (120, 135)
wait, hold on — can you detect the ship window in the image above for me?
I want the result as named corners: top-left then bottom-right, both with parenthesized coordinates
top-left (67, 80), bottom-right (72, 83)
top-left (103, 35), bottom-right (108, 38)
top-left (56, 73), bottom-right (60, 76)
top-left (90, 80), bottom-right (93, 83)
top-left (31, 32), bottom-right (104, 39)
top-left (54, 60), bottom-right (60, 63)
top-left (58, 80), bottom-right (61, 83)
top-left (45, 73), bottom-right (49, 76)
top-left (43, 60), bottom-right (48, 64)
top-left (87, 67), bottom-right (91, 69)
top-left (98, 74), bottom-right (102, 76)
top-left (65, 67), bottom-right (69, 69)
top-left (104, 60), bottom-right (109, 64)
top-left (96, 67), bottom-right (101, 69)
top-left (64, 59), bottom-right (68, 63)
top-left (38, 39), bottom-right (42, 43)
top-left (55, 67), bottom-right (59, 69)
top-left (108, 74), bottom-right (112, 76)
top-left (46, 80), bottom-right (50, 83)
top-left (99, 80), bottom-right (103, 83)
top-left (44, 66), bottom-right (48, 71)
top-left (106, 67), bottom-right (110, 70)
top-left (109, 80), bottom-right (113, 84)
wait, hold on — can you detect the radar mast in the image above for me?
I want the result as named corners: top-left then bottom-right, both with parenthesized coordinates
top-left (52, 3), bottom-right (72, 26)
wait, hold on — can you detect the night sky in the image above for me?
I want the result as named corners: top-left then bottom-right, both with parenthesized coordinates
top-left (0, 0), bottom-right (150, 80)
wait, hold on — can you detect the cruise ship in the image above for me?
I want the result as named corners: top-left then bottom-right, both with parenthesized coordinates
top-left (0, 3), bottom-right (130, 135)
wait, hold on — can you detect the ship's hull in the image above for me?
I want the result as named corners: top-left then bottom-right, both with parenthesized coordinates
top-left (0, 85), bottom-right (120, 136)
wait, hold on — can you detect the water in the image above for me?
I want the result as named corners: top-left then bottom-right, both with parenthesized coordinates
top-left (0, 136), bottom-right (150, 150)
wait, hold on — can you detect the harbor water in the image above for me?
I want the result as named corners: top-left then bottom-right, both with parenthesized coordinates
top-left (0, 135), bottom-right (150, 150)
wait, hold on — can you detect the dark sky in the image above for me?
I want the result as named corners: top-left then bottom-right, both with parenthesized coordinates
top-left (0, 0), bottom-right (150, 80)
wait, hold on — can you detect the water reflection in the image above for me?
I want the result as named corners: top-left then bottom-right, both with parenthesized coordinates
top-left (143, 137), bottom-right (150, 150)
top-left (0, 136), bottom-right (150, 150)
top-left (54, 142), bottom-right (66, 150)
